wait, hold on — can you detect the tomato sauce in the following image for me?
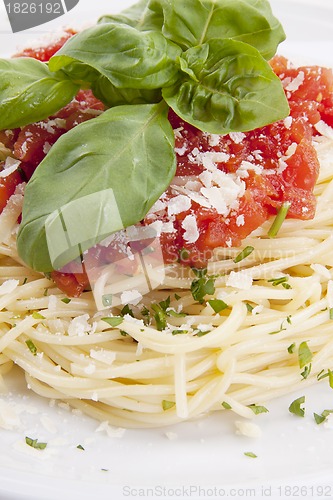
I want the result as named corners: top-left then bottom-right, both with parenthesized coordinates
top-left (1, 35), bottom-right (333, 296)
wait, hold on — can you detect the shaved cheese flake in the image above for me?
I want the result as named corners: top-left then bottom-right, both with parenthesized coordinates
top-left (315, 120), bottom-right (333, 140)
top-left (68, 314), bottom-right (93, 336)
top-left (226, 271), bottom-right (253, 290)
top-left (182, 215), bottom-right (199, 244)
top-left (229, 132), bottom-right (246, 144)
top-left (120, 289), bottom-right (143, 306)
top-left (285, 71), bottom-right (304, 92)
top-left (167, 195), bottom-right (192, 216)
top-left (235, 420), bottom-right (262, 438)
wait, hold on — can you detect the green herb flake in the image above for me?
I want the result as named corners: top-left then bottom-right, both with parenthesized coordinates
top-left (314, 412), bottom-right (326, 425)
top-left (222, 401), bottom-right (232, 410)
top-left (268, 276), bottom-right (290, 287)
top-left (248, 404), bottom-right (269, 415)
top-left (329, 369), bottom-right (333, 389)
top-left (172, 329), bottom-right (188, 335)
top-left (314, 409), bottom-right (333, 425)
top-left (233, 246), bottom-right (254, 264)
top-left (245, 303), bottom-right (254, 313)
top-left (162, 400), bottom-right (175, 411)
top-left (61, 297), bottom-right (71, 304)
top-left (287, 343), bottom-right (296, 354)
top-left (77, 444), bottom-right (85, 450)
top-left (298, 341), bottom-right (313, 369)
top-left (25, 437), bottom-right (47, 450)
top-left (102, 316), bottom-right (124, 328)
top-left (301, 363), bottom-right (312, 380)
top-left (174, 294), bottom-right (181, 301)
top-left (244, 451), bottom-right (257, 459)
top-left (208, 299), bottom-right (228, 314)
top-left (289, 396), bottom-right (305, 417)
top-left (330, 308), bottom-right (333, 320)
top-left (167, 309), bottom-right (187, 318)
top-left (191, 274), bottom-right (215, 304)
top-left (121, 304), bottom-right (134, 317)
top-left (32, 311), bottom-right (45, 320)
top-left (267, 202), bottom-right (291, 238)
top-left (25, 339), bottom-right (37, 356)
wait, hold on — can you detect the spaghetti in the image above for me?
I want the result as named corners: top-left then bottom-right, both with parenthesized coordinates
top-left (0, 133), bottom-right (333, 428)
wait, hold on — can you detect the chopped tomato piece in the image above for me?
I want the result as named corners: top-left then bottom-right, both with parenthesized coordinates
top-left (14, 29), bottom-right (76, 61)
top-left (0, 168), bottom-right (23, 213)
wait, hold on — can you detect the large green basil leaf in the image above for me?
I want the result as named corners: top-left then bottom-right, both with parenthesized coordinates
top-left (49, 23), bottom-right (181, 90)
top-left (0, 58), bottom-right (79, 129)
top-left (17, 102), bottom-right (176, 272)
top-left (162, 39), bottom-right (289, 135)
top-left (92, 75), bottom-right (162, 107)
top-left (98, 0), bottom-right (164, 32)
top-left (160, 0), bottom-right (285, 59)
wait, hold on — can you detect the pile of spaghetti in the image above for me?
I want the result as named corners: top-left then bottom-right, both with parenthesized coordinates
top-left (1, 30), bottom-right (333, 428)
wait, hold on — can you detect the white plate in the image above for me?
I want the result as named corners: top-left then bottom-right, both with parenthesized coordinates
top-left (1, 1), bottom-right (333, 499)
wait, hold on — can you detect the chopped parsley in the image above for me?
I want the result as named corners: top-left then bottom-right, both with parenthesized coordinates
top-left (298, 341), bottom-right (313, 369)
top-left (289, 396), bottom-right (305, 417)
top-left (208, 299), bottom-right (228, 314)
top-left (25, 339), bottom-right (37, 355)
top-left (32, 311), bottom-right (45, 320)
top-left (287, 343), bottom-right (296, 354)
top-left (221, 401), bottom-right (232, 410)
top-left (102, 316), bottom-right (124, 327)
top-left (162, 400), bottom-right (175, 411)
top-left (25, 437), bottom-right (47, 450)
top-left (314, 409), bottom-right (333, 425)
top-left (233, 245), bottom-right (254, 263)
top-left (248, 404), bottom-right (269, 415)
top-left (151, 296), bottom-right (186, 331)
top-left (267, 276), bottom-right (291, 289)
top-left (61, 297), bottom-right (71, 304)
top-left (191, 270), bottom-right (215, 304)
top-left (244, 451), bottom-right (257, 459)
top-left (121, 304), bottom-right (134, 317)
top-left (172, 329), bottom-right (188, 335)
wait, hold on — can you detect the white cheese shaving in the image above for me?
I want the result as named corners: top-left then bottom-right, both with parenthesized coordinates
top-left (285, 71), bottom-right (305, 92)
top-left (314, 120), bottom-right (333, 140)
top-left (229, 132), bottom-right (246, 144)
top-left (67, 314), bottom-right (93, 337)
top-left (120, 289), bottom-right (143, 306)
top-left (182, 214), bottom-right (199, 244)
top-left (235, 420), bottom-right (262, 438)
top-left (167, 195), bottom-right (192, 216)
top-left (0, 157), bottom-right (21, 178)
top-left (95, 421), bottom-right (126, 438)
top-left (226, 271), bottom-right (253, 290)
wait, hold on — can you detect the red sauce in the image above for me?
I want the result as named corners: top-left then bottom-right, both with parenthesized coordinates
top-left (1, 36), bottom-right (333, 296)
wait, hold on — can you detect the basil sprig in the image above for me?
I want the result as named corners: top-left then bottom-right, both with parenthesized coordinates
top-left (0, 0), bottom-right (289, 272)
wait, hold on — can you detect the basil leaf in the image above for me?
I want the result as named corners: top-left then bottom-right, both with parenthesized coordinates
top-left (49, 23), bottom-right (181, 90)
top-left (17, 102), bottom-right (176, 272)
top-left (98, 0), bottom-right (163, 32)
top-left (0, 58), bottom-right (79, 129)
top-left (162, 39), bottom-right (289, 135)
top-left (160, 0), bottom-right (285, 59)
top-left (91, 75), bottom-right (162, 107)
